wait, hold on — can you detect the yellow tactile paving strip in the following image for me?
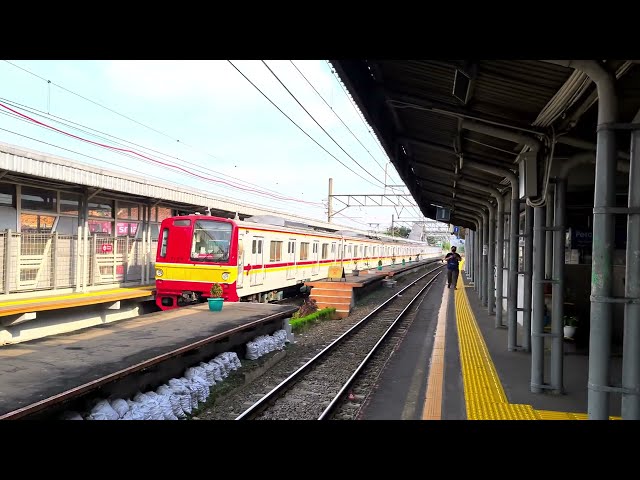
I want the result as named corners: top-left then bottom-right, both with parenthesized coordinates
top-left (454, 273), bottom-right (620, 420)
top-left (0, 286), bottom-right (155, 316)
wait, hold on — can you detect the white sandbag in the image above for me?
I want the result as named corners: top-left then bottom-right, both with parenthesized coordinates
top-left (215, 353), bottom-right (232, 372)
top-left (168, 379), bottom-right (193, 414)
top-left (185, 371), bottom-right (209, 403)
top-left (157, 384), bottom-right (187, 419)
top-left (87, 399), bottom-right (120, 421)
top-left (245, 340), bottom-right (260, 360)
top-left (109, 398), bottom-right (130, 419)
top-left (228, 351), bottom-right (242, 369)
top-left (211, 358), bottom-right (228, 378)
top-left (198, 362), bottom-right (218, 386)
top-left (146, 391), bottom-right (178, 420)
top-left (125, 400), bottom-right (146, 420)
top-left (207, 360), bottom-right (224, 382)
top-left (177, 377), bottom-right (199, 410)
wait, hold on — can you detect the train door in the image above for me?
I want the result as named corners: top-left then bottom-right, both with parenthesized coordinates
top-left (237, 233), bottom-right (245, 289)
top-left (312, 240), bottom-right (319, 275)
top-left (331, 242), bottom-right (337, 264)
top-left (286, 238), bottom-right (296, 280)
top-left (250, 236), bottom-right (265, 286)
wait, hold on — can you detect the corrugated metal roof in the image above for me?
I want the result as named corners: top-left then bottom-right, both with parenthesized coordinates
top-left (331, 59), bottom-right (639, 229)
top-left (0, 142), bottom-right (359, 234)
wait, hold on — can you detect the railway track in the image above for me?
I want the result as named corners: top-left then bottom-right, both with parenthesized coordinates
top-left (235, 264), bottom-right (445, 420)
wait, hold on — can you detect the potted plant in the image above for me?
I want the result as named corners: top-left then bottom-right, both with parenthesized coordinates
top-left (208, 283), bottom-right (224, 311)
top-left (563, 315), bottom-right (578, 339)
top-left (377, 259), bottom-right (383, 271)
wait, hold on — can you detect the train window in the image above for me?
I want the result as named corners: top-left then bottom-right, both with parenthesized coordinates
top-left (300, 242), bottom-right (309, 260)
top-left (373, 247), bottom-right (377, 257)
top-left (173, 219), bottom-right (191, 227)
top-left (270, 241), bottom-right (283, 262)
top-left (252, 240), bottom-right (256, 254)
top-left (288, 241), bottom-right (295, 254)
top-left (331, 243), bottom-right (336, 253)
top-left (258, 241), bottom-right (262, 254)
top-left (191, 220), bottom-right (232, 263)
top-left (364, 246), bottom-right (368, 257)
top-left (160, 228), bottom-right (169, 257)
top-left (321, 244), bottom-right (328, 260)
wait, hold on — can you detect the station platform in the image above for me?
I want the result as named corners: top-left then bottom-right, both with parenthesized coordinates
top-left (360, 267), bottom-right (622, 420)
top-left (0, 301), bottom-right (297, 419)
top-left (306, 257), bottom-right (443, 318)
top-left (0, 285), bottom-right (156, 323)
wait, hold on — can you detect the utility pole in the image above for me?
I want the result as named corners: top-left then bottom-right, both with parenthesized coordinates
top-left (391, 214), bottom-right (394, 237)
top-left (328, 177), bottom-right (333, 223)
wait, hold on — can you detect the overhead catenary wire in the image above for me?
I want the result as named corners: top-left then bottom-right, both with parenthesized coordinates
top-left (227, 60), bottom-right (383, 189)
top-left (0, 97), bottom-right (321, 207)
top-left (0, 101), bottom-right (326, 208)
top-left (2, 60), bottom-right (280, 184)
top-left (290, 60), bottom-right (390, 179)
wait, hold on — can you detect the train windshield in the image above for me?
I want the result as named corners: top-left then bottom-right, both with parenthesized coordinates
top-left (191, 220), bottom-right (233, 263)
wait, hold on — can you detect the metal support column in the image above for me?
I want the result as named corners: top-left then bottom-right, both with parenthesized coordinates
top-left (623, 127), bottom-right (640, 419)
top-left (495, 196), bottom-right (505, 327)
top-left (551, 180), bottom-right (566, 394)
top-left (545, 189), bottom-right (555, 279)
top-left (487, 205), bottom-right (495, 314)
top-left (507, 197), bottom-right (519, 351)
top-left (588, 113), bottom-right (617, 420)
top-left (482, 213), bottom-right (489, 306)
top-left (523, 204), bottom-right (533, 352)
top-left (531, 206), bottom-right (546, 393)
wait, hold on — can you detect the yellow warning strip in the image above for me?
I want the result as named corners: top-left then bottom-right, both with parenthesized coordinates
top-left (454, 274), bottom-right (621, 420)
top-left (422, 287), bottom-right (450, 420)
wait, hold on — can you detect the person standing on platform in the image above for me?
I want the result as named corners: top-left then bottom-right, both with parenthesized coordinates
top-left (444, 246), bottom-right (462, 289)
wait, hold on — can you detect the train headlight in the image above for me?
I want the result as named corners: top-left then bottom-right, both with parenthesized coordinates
top-left (221, 272), bottom-right (230, 281)
top-left (155, 268), bottom-right (164, 277)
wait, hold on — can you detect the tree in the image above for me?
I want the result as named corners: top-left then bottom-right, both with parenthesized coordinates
top-left (385, 226), bottom-right (411, 238)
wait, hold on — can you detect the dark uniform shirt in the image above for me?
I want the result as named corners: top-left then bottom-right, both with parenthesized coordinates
top-left (445, 252), bottom-right (462, 271)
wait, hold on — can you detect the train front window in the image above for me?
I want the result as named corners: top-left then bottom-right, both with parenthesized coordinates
top-left (191, 220), bottom-right (232, 262)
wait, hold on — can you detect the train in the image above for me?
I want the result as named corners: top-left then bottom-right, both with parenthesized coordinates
top-left (153, 214), bottom-right (442, 310)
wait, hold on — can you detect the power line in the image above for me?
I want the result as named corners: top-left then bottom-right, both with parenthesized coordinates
top-left (0, 101), bottom-right (326, 208)
top-left (3, 60), bottom-right (180, 142)
top-left (227, 60), bottom-right (383, 189)
top-left (289, 60), bottom-right (389, 179)
top-left (326, 61), bottom-right (391, 157)
top-left (262, 60), bottom-right (385, 188)
top-left (3, 60), bottom-right (235, 170)
top-left (0, 126), bottom-right (328, 218)
top-left (0, 96), bottom-right (321, 206)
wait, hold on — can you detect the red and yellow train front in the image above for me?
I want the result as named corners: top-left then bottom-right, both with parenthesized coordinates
top-left (154, 215), bottom-right (239, 310)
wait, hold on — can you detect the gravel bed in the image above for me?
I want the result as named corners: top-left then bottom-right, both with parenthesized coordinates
top-left (199, 262), bottom-right (444, 420)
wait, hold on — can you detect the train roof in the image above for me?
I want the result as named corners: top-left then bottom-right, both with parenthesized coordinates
top-left (169, 214), bottom-right (430, 245)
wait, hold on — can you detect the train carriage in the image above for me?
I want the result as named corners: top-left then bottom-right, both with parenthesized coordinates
top-left (154, 214), bottom-right (440, 310)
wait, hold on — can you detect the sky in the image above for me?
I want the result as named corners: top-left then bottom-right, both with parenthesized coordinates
top-left (0, 59), bottom-right (429, 232)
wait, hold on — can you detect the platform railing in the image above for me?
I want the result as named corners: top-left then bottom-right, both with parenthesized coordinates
top-left (1, 230), bottom-right (157, 296)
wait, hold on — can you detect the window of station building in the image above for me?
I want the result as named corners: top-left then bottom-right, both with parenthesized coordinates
top-left (21, 186), bottom-right (57, 212)
top-left (89, 220), bottom-right (113, 235)
top-left (0, 183), bottom-right (15, 207)
top-left (59, 192), bottom-right (80, 215)
top-left (117, 201), bottom-right (140, 220)
top-left (88, 197), bottom-right (113, 219)
top-left (156, 206), bottom-right (173, 222)
top-left (56, 216), bottom-right (79, 235)
top-left (321, 243), bottom-right (329, 259)
top-left (270, 241), bottom-right (283, 262)
top-left (300, 242), bottom-right (309, 260)
top-left (20, 213), bottom-right (56, 233)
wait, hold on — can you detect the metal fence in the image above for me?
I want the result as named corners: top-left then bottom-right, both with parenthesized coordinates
top-left (1, 230), bottom-right (157, 295)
